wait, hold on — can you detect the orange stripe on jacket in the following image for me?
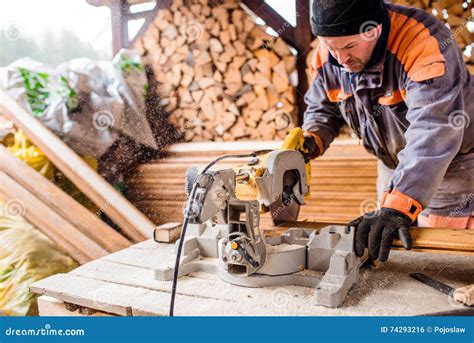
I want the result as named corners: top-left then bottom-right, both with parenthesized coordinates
top-left (388, 11), bottom-right (446, 82)
top-left (378, 89), bottom-right (407, 106)
top-left (309, 43), bottom-right (329, 80)
top-left (326, 89), bottom-right (353, 102)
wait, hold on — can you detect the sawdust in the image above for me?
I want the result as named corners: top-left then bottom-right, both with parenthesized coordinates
top-left (70, 240), bottom-right (474, 316)
top-left (265, 243), bottom-right (304, 253)
top-left (185, 251), bottom-right (474, 315)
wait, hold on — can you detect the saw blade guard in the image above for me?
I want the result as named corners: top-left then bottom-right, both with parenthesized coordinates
top-left (255, 149), bottom-right (309, 224)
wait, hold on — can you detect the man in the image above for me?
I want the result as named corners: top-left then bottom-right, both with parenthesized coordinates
top-left (302, 0), bottom-right (474, 262)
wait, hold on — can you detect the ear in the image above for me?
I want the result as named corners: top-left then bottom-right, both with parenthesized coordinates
top-left (375, 24), bottom-right (383, 39)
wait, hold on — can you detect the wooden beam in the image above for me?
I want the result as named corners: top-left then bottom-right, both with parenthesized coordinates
top-left (0, 145), bottom-right (131, 253)
top-left (240, 0), bottom-right (301, 52)
top-left (294, 0), bottom-right (313, 125)
top-left (0, 89), bottom-right (155, 242)
top-left (37, 296), bottom-right (114, 317)
top-left (264, 221), bottom-right (474, 255)
top-left (110, 0), bottom-right (129, 55)
top-left (0, 171), bottom-right (107, 264)
top-left (129, 0), bottom-right (172, 47)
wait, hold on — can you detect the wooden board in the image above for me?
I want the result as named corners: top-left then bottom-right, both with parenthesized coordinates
top-left (0, 145), bottom-right (131, 253)
top-left (0, 171), bottom-right (107, 264)
top-left (30, 239), bottom-right (474, 316)
top-left (0, 89), bottom-right (155, 242)
top-left (265, 222), bottom-right (474, 255)
top-left (37, 296), bottom-right (113, 317)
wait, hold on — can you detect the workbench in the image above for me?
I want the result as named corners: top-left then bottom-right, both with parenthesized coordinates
top-left (30, 238), bottom-right (474, 316)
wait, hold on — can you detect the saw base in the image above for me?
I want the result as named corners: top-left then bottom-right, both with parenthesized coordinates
top-left (154, 225), bottom-right (365, 308)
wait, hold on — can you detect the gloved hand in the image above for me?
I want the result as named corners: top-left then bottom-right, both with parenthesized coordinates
top-left (349, 208), bottom-right (413, 262)
top-left (302, 135), bottom-right (321, 163)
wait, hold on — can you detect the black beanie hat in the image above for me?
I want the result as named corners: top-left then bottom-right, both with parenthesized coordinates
top-left (311, 0), bottom-right (386, 37)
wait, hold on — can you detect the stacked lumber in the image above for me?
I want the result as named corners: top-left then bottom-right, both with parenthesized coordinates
top-left (125, 139), bottom-right (378, 227)
top-left (134, 0), bottom-right (296, 142)
top-left (0, 90), bottom-right (176, 248)
top-left (306, 0), bottom-right (474, 80)
top-left (0, 145), bottom-right (131, 264)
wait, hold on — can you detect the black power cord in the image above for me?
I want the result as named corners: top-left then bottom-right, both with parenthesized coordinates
top-left (169, 150), bottom-right (272, 316)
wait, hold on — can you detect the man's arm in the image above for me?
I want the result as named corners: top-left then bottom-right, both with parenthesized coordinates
top-left (301, 74), bottom-right (346, 157)
top-left (352, 45), bottom-right (468, 262)
top-left (388, 62), bottom-right (466, 209)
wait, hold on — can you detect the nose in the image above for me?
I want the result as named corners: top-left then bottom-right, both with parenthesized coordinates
top-left (333, 51), bottom-right (351, 65)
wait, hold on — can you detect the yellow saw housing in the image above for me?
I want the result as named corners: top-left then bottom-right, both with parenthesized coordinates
top-left (233, 127), bottom-right (312, 214)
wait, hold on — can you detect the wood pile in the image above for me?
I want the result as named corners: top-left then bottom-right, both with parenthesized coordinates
top-left (125, 139), bottom-right (378, 227)
top-left (307, 0), bottom-right (474, 80)
top-left (134, 0), bottom-right (297, 142)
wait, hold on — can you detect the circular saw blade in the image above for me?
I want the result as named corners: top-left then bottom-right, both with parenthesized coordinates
top-left (269, 170), bottom-right (301, 225)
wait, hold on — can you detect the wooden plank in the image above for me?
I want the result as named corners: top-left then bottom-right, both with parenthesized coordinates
top-left (402, 227), bottom-right (474, 254)
top-left (153, 222), bottom-right (181, 242)
top-left (0, 89), bottom-right (155, 242)
top-left (30, 273), bottom-right (240, 316)
top-left (0, 171), bottom-right (108, 264)
top-left (37, 296), bottom-right (113, 316)
top-left (294, 0), bottom-right (313, 125)
top-left (240, 0), bottom-right (300, 51)
top-left (0, 145), bottom-right (131, 253)
top-left (162, 138), bottom-right (371, 153)
top-left (69, 258), bottom-right (265, 303)
top-left (264, 221), bottom-right (474, 255)
top-left (110, 0), bottom-right (129, 55)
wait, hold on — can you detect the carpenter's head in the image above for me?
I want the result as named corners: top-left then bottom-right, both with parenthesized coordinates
top-left (318, 26), bottom-right (382, 72)
top-left (311, 0), bottom-right (385, 72)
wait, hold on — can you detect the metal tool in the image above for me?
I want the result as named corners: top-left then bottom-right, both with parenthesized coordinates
top-left (410, 272), bottom-right (474, 307)
top-left (162, 128), bottom-right (366, 315)
top-left (410, 273), bottom-right (455, 295)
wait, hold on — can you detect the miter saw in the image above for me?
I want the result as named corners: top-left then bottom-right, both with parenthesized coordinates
top-left (159, 128), bottom-right (365, 315)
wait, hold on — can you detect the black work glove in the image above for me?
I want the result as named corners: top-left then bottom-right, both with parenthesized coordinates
top-left (349, 208), bottom-right (413, 262)
top-left (302, 135), bottom-right (320, 163)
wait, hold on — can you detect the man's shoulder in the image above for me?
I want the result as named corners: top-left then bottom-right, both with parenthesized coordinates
top-left (384, 2), bottom-right (451, 40)
top-left (384, 2), bottom-right (450, 82)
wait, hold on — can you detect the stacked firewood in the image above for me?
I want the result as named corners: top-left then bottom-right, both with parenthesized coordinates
top-left (307, 0), bottom-right (474, 80)
top-left (135, 0), bottom-right (297, 142)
